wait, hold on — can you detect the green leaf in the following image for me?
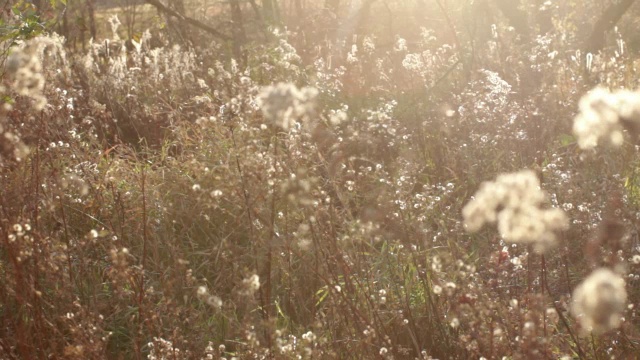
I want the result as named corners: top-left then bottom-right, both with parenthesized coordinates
top-left (558, 133), bottom-right (575, 147)
top-left (315, 286), bottom-right (329, 307)
top-left (49, 0), bottom-right (67, 7)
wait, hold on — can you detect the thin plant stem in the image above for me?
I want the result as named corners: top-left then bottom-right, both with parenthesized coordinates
top-left (544, 279), bottom-right (586, 360)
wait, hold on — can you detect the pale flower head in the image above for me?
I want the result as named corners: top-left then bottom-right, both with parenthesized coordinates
top-left (571, 268), bottom-right (627, 335)
top-left (462, 170), bottom-right (568, 253)
top-left (240, 274), bottom-right (261, 296)
top-left (256, 83), bottom-right (318, 130)
top-left (5, 34), bottom-right (65, 111)
top-left (6, 48), bottom-right (46, 110)
top-left (573, 87), bottom-right (640, 150)
top-left (394, 36), bottom-right (408, 52)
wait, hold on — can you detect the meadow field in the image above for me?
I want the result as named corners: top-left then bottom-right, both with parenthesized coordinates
top-left (2, 0), bottom-right (640, 359)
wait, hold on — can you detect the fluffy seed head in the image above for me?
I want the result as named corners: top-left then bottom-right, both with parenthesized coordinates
top-left (573, 87), bottom-right (640, 150)
top-left (571, 268), bottom-right (627, 335)
top-left (462, 170), bottom-right (568, 253)
top-left (256, 83), bottom-right (318, 129)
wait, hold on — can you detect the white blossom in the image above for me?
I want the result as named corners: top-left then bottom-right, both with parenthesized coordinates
top-left (256, 83), bottom-right (318, 130)
top-left (462, 170), bottom-right (568, 253)
top-left (571, 268), bottom-right (627, 335)
top-left (573, 87), bottom-right (640, 150)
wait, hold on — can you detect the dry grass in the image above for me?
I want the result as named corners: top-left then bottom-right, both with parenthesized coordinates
top-left (2, 2), bottom-right (640, 359)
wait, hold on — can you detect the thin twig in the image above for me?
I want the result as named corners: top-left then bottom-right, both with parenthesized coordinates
top-left (544, 280), bottom-right (586, 359)
top-left (144, 0), bottom-right (231, 41)
top-left (136, 165), bottom-right (149, 360)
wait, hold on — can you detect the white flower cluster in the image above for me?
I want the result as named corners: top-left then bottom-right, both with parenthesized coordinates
top-left (6, 49), bottom-right (45, 110)
top-left (196, 286), bottom-right (223, 310)
top-left (402, 53), bottom-right (425, 72)
top-left (573, 87), bottom-right (640, 150)
top-left (4, 33), bottom-right (66, 112)
top-left (275, 38), bottom-right (302, 70)
top-left (240, 274), bottom-right (260, 296)
top-left (462, 170), bottom-right (569, 253)
top-left (147, 337), bottom-right (181, 360)
top-left (571, 268), bottom-right (627, 335)
top-left (394, 36), bottom-right (408, 52)
top-left (5, 42), bottom-right (53, 111)
top-left (482, 70), bottom-right (512, 108)
top-left (256, 82), bottom-right (318, 130)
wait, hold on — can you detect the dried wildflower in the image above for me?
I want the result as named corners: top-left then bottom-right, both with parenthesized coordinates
top-left (347, 44), bottom-right (358, 64)
top-left (5, 34), bottom-right (65, 111)
top-left (240, 274), bottom-right (260, 296)
top-left (402, 53), bottom-right (424, 72)
top-left (449, 318), bottom-right (460, 328)
top-left (301, 331), bottom-right (316, 343)
top-left (0, 123), bottom-right (30, 164)
top-left (573, 87), bottom-right (640, 150)
top-left (432, 285), bottom-right (442, 295)
top-left (394, 36), bottom-right (408, 52)
top-left (510, 299), bottom-right (519, 309)
top-left (196, 286), bottom-right (223, 310)
top-left (206, 295), bottom-right (223, 309)
top-left (363, 36), bottom-right (376, 53)
top-left (256, 83), bottom-right (318, 130)
top-left (481, 70), bottom-right (512, 108)
top-left (546, 308), bottom-right (559, 324)
top-left (6, 49), bottom-right (46, 110)
top-left (462, 170), bottom-right (569, 253)
top-left (445, 282), bottom-right (457, 296)
top-left (571, 268), bottom-right (627, 334)
top-left (108, 15), bottom-right (122, 40)
top-left (328, 104), bottom-right (349, 125)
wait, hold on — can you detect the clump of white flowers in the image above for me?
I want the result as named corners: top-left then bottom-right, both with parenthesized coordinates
top-left (6, 49), bottom-right (46, 110)
top-left (571, 268), bottom-right (627, 335)
top-left (240, 274), bottom-right (261, 296)
top-left (4, 34), bottom-right (65, 112)
top-left (573, 87), bottom-right (640, 150)
top-left (196, 286), bottom-right (223, 310)
top-left (462, 170), bottom-right (569, 253)
top-left (256, 82), bottom-right (318, 130)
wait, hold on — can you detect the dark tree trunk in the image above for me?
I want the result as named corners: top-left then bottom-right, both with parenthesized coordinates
top-left (247, 0), bottom-right (270, 40)
top-left (533, 0), bottom-right (552, 35)
top-left (168, 0), bottom-right (190, 43)
top-left (144, 0), bottom-right (230, 40)
top-left (86, 0), bottom-right (97, 40)
top-left (585, 0), bottom-right (637, 52)
top-left (61, 4), bottom-right (71, 48)
top-left (229, 0), bottom-right (247, 66)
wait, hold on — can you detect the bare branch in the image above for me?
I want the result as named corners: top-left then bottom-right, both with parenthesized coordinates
top-left (143, 0), bottom-right (231, 41)
top-left (585, 0), bottom-right (637, 52)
